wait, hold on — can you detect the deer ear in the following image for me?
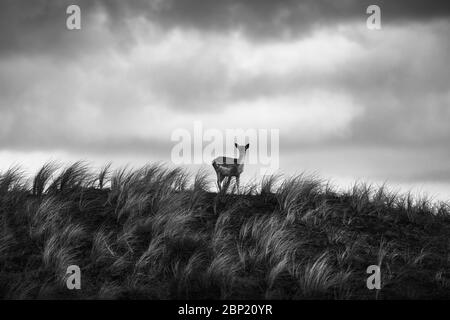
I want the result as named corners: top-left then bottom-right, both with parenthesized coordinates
top-left (245, 144), bottom-right (249, 150)
top-left (234, 143), bottom-right (238, 148)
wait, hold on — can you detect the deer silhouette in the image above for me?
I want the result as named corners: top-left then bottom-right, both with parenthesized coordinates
top-left (212, 143), bottom-right (249, 193)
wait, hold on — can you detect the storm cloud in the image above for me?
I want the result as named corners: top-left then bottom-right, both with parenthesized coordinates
top-left (0, 0), bottom-right (450, 198)
top-left (1, 0), bottom-right (450, 56)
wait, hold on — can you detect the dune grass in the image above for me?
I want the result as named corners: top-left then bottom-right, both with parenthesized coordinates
top-left (0, 162), bottom-right (449, 299)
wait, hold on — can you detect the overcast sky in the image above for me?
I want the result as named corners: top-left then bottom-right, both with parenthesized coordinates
top-left (1, 0), bottom-right (450, 199)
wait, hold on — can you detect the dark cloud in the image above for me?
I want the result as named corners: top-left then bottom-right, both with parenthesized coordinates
top-left (144, 0), bottom-right (450, 40)
top-left (93, 0), bottom-right (450, 39)
top-left (0, 0), bottom-right (138, 58)
top-left (1, 17), bottom-right (449, 152)
top-left (1, 0), bottom-right (450, 191)
top-left (1, 0), bottom-right (450, 58)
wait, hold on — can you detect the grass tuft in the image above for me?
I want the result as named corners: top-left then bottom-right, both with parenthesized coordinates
top-left (0, 163), bottom-right (448, 299)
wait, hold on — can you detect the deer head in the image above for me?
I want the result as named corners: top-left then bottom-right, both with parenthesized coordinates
top-left (234, 143), bottom-right (249, 161)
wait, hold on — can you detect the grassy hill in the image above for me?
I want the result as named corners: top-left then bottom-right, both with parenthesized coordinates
top-left (0, 162), bottom-right (449, 299)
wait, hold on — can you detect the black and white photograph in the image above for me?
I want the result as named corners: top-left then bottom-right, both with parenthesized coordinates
top-left (0, 0), bottom-right (449, 308)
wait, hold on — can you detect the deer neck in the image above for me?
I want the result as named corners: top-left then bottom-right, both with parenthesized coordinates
top-left (237, 152), bottom-right (246, 165)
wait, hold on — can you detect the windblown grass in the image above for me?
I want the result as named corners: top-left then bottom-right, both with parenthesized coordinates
top-left (0, 162), bottom-right (449, 299)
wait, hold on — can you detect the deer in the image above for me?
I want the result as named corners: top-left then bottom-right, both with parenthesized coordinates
top-left (212, 143), bottom-right (249, 193)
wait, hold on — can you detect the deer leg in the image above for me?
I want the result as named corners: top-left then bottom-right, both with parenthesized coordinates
top-left (219, 175), bottom-right (226, 193)
top-left (223, 176), bottom-right (231, 193)
top-left (236, 176), bottom-right (240, 194)
top-left (216, 173), bottom-right (222, 192)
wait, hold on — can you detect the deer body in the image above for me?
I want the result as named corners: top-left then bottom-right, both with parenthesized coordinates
top-left (212, 143), bottom-right (249, 192)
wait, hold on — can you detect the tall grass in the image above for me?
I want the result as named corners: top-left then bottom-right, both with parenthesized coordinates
top-left (0, 162), bottom-right (449, 299)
